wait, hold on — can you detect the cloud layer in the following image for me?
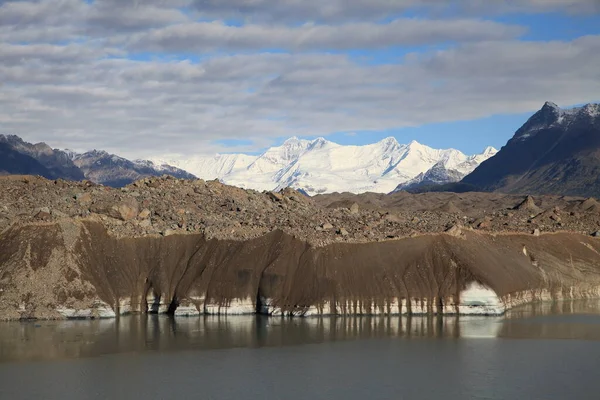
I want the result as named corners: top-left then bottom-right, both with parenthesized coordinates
top-left (1, 0), bottom-right (599, 158)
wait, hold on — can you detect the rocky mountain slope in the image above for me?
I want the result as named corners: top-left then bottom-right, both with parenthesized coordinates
top-left (0, 135), bottom-right (84, 180)
top-left (0, 134), bottom-right (195, 186)
top-left (2, 175), bottom-right (600, 320)
top-left (0, 142), bottom-right (55, 178)
top-left (152, 138), bottom-right (496, 195)
top-left (462, 102), bottom-right (600, 196)
top-left (70, 150), bottom-right (195, 187)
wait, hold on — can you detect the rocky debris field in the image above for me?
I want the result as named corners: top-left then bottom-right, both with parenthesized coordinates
top-left (2, 175), bottom-right (600, 246)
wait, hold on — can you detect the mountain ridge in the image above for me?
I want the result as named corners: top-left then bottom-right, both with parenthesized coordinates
top-left (461, 101), bottom-right (600, 196)
top-left (0, 135), bottom-right (196, 187)
top-left (0, 134), bottom-right (85, 181)
top-left (153, 137), bottom-right (496, 195)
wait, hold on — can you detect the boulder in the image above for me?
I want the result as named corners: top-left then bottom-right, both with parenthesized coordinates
top-left (337, 227), bottom-right (349, 236)
top-left (33, 207), bottom-right (51, 221)
top-left (75, 192), bottom-right (92, 204)
top-left (267, 192), bottom-right (284, 202)
top-left (384, 213), bottom-right (402, 223)
top-left (138, 208), bottom-right (151, 219)
top-left (445, 224), bottom-right (462, 237)
top-left (108, 198), bottom-right (139, 221)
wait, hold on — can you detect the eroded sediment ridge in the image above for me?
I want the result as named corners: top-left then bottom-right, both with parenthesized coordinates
top-left (3, 176), bottom-right (600, 320)
top-left (2, 219), bottom-right (600, 320)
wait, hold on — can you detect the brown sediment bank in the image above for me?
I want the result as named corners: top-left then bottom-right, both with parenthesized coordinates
top-left (2, 219), bottom-right (600, 320)
top-left (2, 176), bottom-right (600, 320)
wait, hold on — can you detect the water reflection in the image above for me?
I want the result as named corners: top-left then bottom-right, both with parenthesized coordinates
top-left (2, 300), bottom-right (600, 363)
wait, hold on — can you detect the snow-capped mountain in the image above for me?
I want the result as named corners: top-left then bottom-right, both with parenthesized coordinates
top-left (395, 146), bottom-right (498, 192)
top-left (153, 153), bottom-right (258, 181)
top-left (153, 137), bottom-right (497, 195)
top-left (513, 102), bottom-right (600, 141)
top-left (462, 102), bottom-right (600, 196)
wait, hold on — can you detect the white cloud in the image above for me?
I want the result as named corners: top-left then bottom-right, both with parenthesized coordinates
top-left (0, 0), bottom-right (598, 159)
top-left (189, 0), bottom-right (600, 22)
top-left (2, 36), bottom-right (600, 158)
top-left (129, 19), bottom-right (524, 52)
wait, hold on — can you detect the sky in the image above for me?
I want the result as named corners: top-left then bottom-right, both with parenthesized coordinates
top-left (1, 0), bottom-right (600, 160)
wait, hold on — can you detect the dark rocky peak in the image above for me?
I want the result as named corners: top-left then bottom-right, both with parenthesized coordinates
top-left (513, 102), bottom-right (600, 142)
top-left (0, 142), bottom-right (55, 178)
top-left (0, 134), bottom-right (23, 144)
top-left (1, 134), bottom-right (52, 155)
top-left (513, 101), bottom-right (562, 140)
top-left (0, 134), bottom-right (84, 181)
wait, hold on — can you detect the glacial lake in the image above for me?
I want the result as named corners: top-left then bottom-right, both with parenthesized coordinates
top-left (2, 301), bottom-right (600, 400)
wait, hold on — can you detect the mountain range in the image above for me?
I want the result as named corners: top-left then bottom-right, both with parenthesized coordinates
top-left (68, 150), bottom-right (195, 187)
top-left (2, 101), bottom-right (600, 197)
top-left (0, 135), bottom-right (194, 186)
top-left (152, 138), bottom-right (497, 195)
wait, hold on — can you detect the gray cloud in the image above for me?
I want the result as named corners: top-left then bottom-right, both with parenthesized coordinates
top-left (189, 0), bottom-right (600, 22)
top-left (129, 19), bottom-right (525, 52)
top-left (85, 1), bottom-right (189, 34)
top-left (2, 35), bottom-right (600, 158)
top-left (0, 0), bottom-right (82, 26)
top-left (1, 0), bottom-right (599, 159)
top-left (0, 43), bottom-right (110, 66)
top-left (0, 0), bottom-right (190, 43)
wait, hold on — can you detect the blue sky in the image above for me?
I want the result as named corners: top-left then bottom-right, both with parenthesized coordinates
top-left (1, 0), bottom-right (599, 158)
top-left (269, 112), bottom-right (533, 154)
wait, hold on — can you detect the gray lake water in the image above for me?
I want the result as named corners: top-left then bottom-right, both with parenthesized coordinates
top-left (2, 301), bottom-right (600, 400)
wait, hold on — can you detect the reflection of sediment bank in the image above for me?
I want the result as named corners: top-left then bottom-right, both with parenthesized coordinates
top-left (499, 300), bottom-right (600, 340)
top-left (1, 300), bottom-right (600, 363)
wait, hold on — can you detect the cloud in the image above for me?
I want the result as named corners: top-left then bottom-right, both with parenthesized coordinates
top-left (2, 35), bottom-right (600, 158)
top-left (129, 19), bottom-right (525, 52)
top-left (189, 0), bottom-right (600, 22)
top-left (0, 0), bottom-right (598, 159)
top-left (85, 1), bottom-right (189, 34)
top-left (0, 43), bottom-right (109, 66)
top-left (0, 0), bottom-right (190, 43)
